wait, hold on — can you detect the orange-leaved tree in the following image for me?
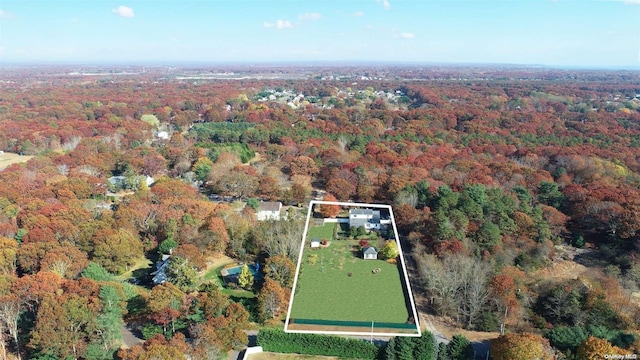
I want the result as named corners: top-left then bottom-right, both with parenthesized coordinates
top-left (318, 194), bottom-right (340, 218)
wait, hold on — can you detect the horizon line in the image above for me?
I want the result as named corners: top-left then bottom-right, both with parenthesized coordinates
top-left (1, 60), bottom-right (639, 71)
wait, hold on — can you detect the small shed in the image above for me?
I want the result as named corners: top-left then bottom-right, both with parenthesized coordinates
top-left (310, 238), bottom-right (321, 248)
top-left (363, 246), bottom-right (378, 260)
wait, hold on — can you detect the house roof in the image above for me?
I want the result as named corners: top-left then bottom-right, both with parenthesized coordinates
top-left (350, 208), bottom-right (376, 216)
top-left (350, 218), bottom-right (369, 228)
top-left (311, 238), bottom-right (321, 244)
top-left (349, 208), bottom-right (381, 227)
top-left (257, 201), bottom-right (282, 212)
top-left (107, 176), bottom-right (126, 185)
top-left (363, 246), bottom-right (377, 255)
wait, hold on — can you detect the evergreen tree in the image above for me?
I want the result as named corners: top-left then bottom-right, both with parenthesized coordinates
top-left (81, 262), bottom-right (115, 282)
top-left (437, 342), bottom-right (448, 360)
top-left (385, 337), bottom-right (397, 360)
top-left (88, 285), bottom-right (125, 359)
top-left (394, 336), bottom-right (413, 360)
top-left (238, 264), bottom-right (255, 290)
top-left (414, 331), bottom-right (438, 360)
top-left (158, 238), bottom-right (178, 255)
top-left (537, 181), bottom-right (564, 209)
top-left (446, 334), bottom-right (473, 360)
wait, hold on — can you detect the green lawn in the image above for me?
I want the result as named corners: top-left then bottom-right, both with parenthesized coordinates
top-left (114, 257), bottom-right (152, 281)
top-left (289, 240), bottom-right (409, 323)
top-left (306, 223), bottom-right (335, 241)
top-left (203, 263), bottom-right (257, 298)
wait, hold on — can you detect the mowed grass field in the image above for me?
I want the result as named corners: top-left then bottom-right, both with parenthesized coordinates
top-left (306, 222), bottom-right (335, 240)
top-left (0, 152), bottom-right (33, 170)
top-left (289, 225), bottom-right (409, 323)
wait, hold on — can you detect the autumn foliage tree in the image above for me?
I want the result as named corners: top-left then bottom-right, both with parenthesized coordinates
top-left (29, 292), bottom-right (100, 359)
top-left (0, 237), bottom-right (18, 275)
top-left (318, 194), bottom-right (340, 218)
top-left (576, 336), bottom-right (631, 360)
top-left (379, 240), bottom-right (400, 260)
top-left (258, 279), bottom-right (288, 322)
top-left (91, 228), bottom-right (143, 274)
top-left (490, 333), bottom-right (554, 360)
top-left (264, 255), bottom-right (296, 288)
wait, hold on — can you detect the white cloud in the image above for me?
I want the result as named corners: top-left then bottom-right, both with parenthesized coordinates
top-left (353, 11), bottom-right (365, 17)
top-left (0, 9), bottom-right (15, 19)
top-left (401, 32), bottom-right (415, 39)
top-left (113, 5), bottom-right (134, 18)
top-left (264, 20), bottom-right (293, 29)
top-left (298, 12), bottom-right (321, 21)
top-left (376, 0), bottom-right (392, 10)
top-left (624, 0), bottom-right (640, 4)
top-left (277, 20), bottom-right (293, 29)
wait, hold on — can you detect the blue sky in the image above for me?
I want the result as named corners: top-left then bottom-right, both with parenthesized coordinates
top-left (0, 0), bottom-right (639, 68)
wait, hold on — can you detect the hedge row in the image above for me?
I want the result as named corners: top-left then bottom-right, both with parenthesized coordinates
top-left (257, 328), bottom-right (379, 359)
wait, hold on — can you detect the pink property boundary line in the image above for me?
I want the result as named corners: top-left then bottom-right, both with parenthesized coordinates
top-left (284, 200), bottom-right (422, 338)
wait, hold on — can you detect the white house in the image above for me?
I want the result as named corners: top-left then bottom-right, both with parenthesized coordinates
top-left (363, 246), bottom-right (378, 260)
top-left (256, 201), bottom-right (282, 221)
top-left (156, 131), bottom-right (169, 140)
top-left (310, 238), bottom-right (321, 248)
top-left (349, 208), bottom-right (381, 230)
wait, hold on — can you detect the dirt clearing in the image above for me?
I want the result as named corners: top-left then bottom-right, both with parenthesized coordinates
top-left (0, 152), bottom-right (33, 170)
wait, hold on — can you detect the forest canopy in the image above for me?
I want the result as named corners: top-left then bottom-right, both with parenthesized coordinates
top-left (1, 65), bottom-right (640, 359)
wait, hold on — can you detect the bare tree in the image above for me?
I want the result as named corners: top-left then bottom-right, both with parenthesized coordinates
top-left (0, 295), bottom-right (21, 360)
top-left (416, 252), bottom-right (491, 329)
top-left (456, 257), bottom-right (490, 329)
top-left (417, 253), bottom-right (461, 317)
top-left (56, 164), bottom-right (69, 176)
top-left (253, 217), bottom-right (304, 262)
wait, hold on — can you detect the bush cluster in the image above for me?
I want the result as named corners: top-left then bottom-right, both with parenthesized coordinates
top-left (257, 329), bottom-right (379, 359)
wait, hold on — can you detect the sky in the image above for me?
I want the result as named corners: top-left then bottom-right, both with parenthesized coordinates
top-left (0, 0), bottom-right (639, 68)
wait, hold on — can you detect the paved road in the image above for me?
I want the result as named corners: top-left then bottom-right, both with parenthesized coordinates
top-left (421, 314), bottom-right (450, 345)
top-left (229, 330), bottom-right (259, 360)
top-left (120, 325), bottom-right (144, 349)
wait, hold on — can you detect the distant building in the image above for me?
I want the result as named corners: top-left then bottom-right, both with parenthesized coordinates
top-left (256, 201), bottom-right (282, 221)
top-left (107, 175), bottom-right (126, 188)
top-left (349, 208), bottom-right (381, 230)
top-left (107, 175), bottom-right (154, 191)
top-left (156, 131), bottom-right (169, 140)
top-left (310, 238), bottom-right (321, 248)
top-left (363, 246), bottom-right (378, 260)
